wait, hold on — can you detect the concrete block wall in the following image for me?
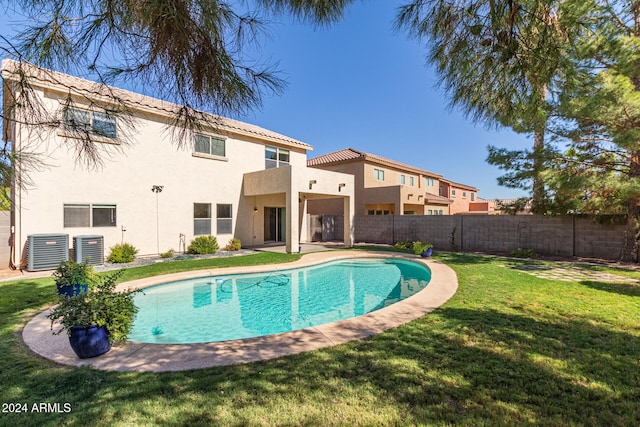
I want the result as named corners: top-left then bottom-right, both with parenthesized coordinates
top-left (354, 214), bottom-right (627, 260)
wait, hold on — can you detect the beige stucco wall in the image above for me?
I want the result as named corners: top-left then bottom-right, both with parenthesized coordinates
top-left (11, 85), bottom-right (312, 264)
top-left (243, 166), bottom-right (355, 251)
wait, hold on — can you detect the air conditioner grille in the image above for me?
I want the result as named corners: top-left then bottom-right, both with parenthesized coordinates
top-left (74, 235), bottom-right (104, 265)
top-left (27, 234), bottom-right (69, 271)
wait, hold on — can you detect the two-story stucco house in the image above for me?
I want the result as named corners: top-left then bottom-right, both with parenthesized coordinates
top-left (307, 148), bottom-right (452, 216)
top-left (2, 59), bottom-right (354, 268)
top-left (438, 179), bottom-right (479, 215)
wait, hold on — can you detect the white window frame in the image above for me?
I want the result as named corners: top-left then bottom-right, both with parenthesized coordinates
top-left (216, 204), bottom-right (233, 234)
top-left (265, 146), bottom-right (290, 169)
top-left (400, 174), bottom-right (405, 185)
top-left (63, 107), bottom-right (117, 139)
top-left (409, 176), bottom-right (415, 186)
top-left (63, 203), bottom-right (116, 227)
top-left (374, 168), bottom-right (385, 181)
top-left (194, 134), bottom-right (226, 160)
top-left (194, 203), bottom-right (212, 235)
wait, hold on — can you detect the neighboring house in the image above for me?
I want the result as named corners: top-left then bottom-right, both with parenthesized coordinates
top-left (1, 59), bottom-right (354, 268)
top-left (307, 148), bottom-right (452, 216)
top-left (438, 179), bottom-right (480, 215)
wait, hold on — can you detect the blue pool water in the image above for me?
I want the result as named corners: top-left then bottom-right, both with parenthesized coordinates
top-left (129, 258), bottom-right (431, 344)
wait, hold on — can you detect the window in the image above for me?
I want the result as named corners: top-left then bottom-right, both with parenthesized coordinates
top-left (194, 203), bottom-right (211, 235)
top-left (64, 204), bottom-right (90, 227)
top-left (194, 134), bottom-right (225, 157)
top-left (400, 174), bottom-right (405, 185)
top-left (64, 108), bottom-right (117, 138)
top-left (439, 210), bottom-right (444, 215)
top-left (265, 146), bottom-right (290, 169)
top-left (367, 210), bottom-right (375, 215)
top-left (92, 204), bottom-right (116, 227)
top-left (374, 168), bottom-right (385, 181)
top-left (216, 204), bottom-right (233, 234)
top-left (409, 176), bottom-right (414, 186)
top-left (452, 189), bottom-right (457, 197)
top-left (425, 178), bottom-right (434, 187)
top-left (462, 191), bottom-right (467, 198)
top-left (427, 209), bottom-right (433, 215)
top-left (64, 204), bottom-right (116, 227)
top-left (471, 193), bottom-right (475, 201)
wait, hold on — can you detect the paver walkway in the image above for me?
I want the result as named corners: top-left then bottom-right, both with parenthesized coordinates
top-left (510, 263), bottom-right (639, 283)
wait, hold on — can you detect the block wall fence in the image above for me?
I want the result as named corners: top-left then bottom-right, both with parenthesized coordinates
top-left (354, 215), bottom-right (627, 260)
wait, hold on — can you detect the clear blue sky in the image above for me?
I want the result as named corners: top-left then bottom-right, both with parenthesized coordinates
top-left (1, 1), bottom-right (530, 199)
top-left (236, 2), bottom-right (530, 199)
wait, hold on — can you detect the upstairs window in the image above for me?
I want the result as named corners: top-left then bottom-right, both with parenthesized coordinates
top-left (452, 189), bottom-right (457, 197)
top-left (471, 193), bottom-right (475, 201)
top-left (409, 176), bottom-right (415, 186)
top-left (64, 108), bottom-right (117, 138)
top-left (425, 178), bottom-right (434, 187)
top-left (400, 174), bottom-right (406, 185)
top-left (374, 168), bottom-right (385, 181)
top-left (463, 191), bottom-right (467, 198)
top-left (265, 146), bottom-right (290, 169)
top-left (195, 134), bottom-right (226, 157)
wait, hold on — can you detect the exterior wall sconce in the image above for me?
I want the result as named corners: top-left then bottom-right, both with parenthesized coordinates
top-left (253, 207), bottom-right (258, 213)
top-left (309, 179), bottom-right (317, 189)
top-left (338, 183), bottom-right (346, 192)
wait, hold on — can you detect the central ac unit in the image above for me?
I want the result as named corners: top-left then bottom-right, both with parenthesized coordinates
top-left (27, 234), bottom-right (69, 271)
top-left (74, 235), bottom-right (104, 265)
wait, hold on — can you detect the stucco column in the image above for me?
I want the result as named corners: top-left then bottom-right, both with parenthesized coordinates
top-left (286, 188), bottom-right (300, 253)
top-left (299, 197), bottom-right (308, 243)
top-left (343, 195), bottom-right (354, 247)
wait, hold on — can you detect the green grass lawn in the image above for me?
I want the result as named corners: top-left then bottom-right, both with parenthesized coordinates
top-left (1, 250), bottom-right (639, 426)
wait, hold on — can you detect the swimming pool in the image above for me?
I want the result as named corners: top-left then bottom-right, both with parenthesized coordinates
top-left (129, 258), bottom-right (431, 344)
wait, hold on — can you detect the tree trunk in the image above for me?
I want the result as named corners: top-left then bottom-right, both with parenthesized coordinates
top-left (530, 84), bottom-right (548, 214)
top-left (531, 125), bottom-right (546, 214)
top-left (621, 152), bottom-right (640, 262)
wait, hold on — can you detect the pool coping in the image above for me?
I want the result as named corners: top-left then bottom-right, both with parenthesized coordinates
top-left (22, 251), bottom-right (458, 372)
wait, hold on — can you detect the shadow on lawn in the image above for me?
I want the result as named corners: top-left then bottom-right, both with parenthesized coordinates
top-left (10, 307), bottom-right (638, 426)
top-left (579, 280), bottom-right (640, 298)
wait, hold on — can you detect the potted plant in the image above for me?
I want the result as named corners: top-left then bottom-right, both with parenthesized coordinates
top-left (47, 270), bottom-right (141, 358)
top-left (413, 242), bottom-right (434, 258)
top-left (52, 260), bottom-right (99, 297)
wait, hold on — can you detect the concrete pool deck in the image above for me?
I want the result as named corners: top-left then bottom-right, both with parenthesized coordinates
top-left (22, 251), bottom-right (458, 372)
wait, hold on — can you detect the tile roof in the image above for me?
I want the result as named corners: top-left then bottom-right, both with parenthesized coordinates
top-left (1, 58), bottom-right (311, 150)
top-left (308, 148), bottom-right (442, 178)
top-left (440, 178), bottom-right (478, 191)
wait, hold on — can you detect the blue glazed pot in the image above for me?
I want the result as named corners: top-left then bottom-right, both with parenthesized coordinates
top-left (68, 325), bottom-right (111, 359)
top-left (420, 247), bottom-right (433, 258)
top-left (56, 282), bottom-right (88, 298)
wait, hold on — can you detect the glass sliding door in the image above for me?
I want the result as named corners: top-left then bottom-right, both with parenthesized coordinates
top-left (264, 207), bottom-right (286, 242)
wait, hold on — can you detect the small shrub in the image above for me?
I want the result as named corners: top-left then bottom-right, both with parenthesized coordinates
top-left (449, 227), bottom-right (458, 251)
top-left (224, 238), bottom-right (241, 251)
top-left (510, 248), bottom-right (537, 258)
top-left (394, 241), bottom-right (413, 250)
top-left (107, 243), bottom-right (139, 263)
top-left (160, 249), bottom-right (174, 259)
top-left (413, 241), bottom-right (433, 255)
top-left (188, 235), bottom-right (219, 255)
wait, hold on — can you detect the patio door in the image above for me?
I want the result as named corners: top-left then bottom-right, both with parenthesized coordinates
top-left (264, 207), bottom-right (286, 242)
